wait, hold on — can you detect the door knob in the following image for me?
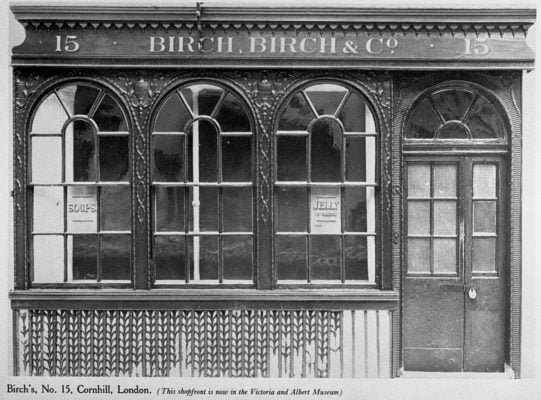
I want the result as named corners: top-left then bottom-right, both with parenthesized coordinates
top-left (468, 284), bottom-right (477, 300)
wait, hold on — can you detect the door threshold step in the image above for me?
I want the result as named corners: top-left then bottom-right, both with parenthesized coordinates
top-left (400, 365), bottom-right (514, 379)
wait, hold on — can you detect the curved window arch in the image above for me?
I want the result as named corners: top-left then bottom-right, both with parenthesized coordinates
top-left (151, 82), bottom-right (254, 283)
top-left (275, 82), bottom-right (378, 283)
top-left (29, 82), bottom-right (131, 284)
top-left (405, 86), bottom-right (507, 140)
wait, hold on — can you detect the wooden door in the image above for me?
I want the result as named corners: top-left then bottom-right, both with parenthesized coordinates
top-left (403, 157), bottom-right (507, 372)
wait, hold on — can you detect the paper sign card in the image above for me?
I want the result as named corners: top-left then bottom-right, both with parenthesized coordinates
top-left (310, 187), bottom-right (341, 234)
top-left (67, 186), bottom-right (97, 233)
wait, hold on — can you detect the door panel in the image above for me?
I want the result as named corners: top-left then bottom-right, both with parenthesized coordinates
top-left (403, 157), bottom-right (507, 373)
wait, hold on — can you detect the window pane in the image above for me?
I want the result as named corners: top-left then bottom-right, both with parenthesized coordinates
top-left (407, 164), bottom-right (430, 197)
top-left (155, 235), bottom-right (185, 280)
top-left (433, 238), bottom-right (457, 273)
top-left (196, 85), bottom-right (224, 116)
top-left (33, 186), bottom-right (64, 233)
top-left (465, 96), bottom-right (504, 139)
top-left (189, 187), bottom-right (218, 231)
top-left (304, 84), bottom-right (347, 116)
top-left (434, 164), bottom-right (457, 197)
top-left (344, 235), bottom-right (369, 280)
top-left (278, 92), bottom-right (315, 131)
top-left (310, 235), bottom-right (340, 280)
top-left (101, 186), bottom-right (130, 231)
top-left (154, 93), bottom-right (191, 132)
top-left (276, 187), bottom-right (307, 232)
top-left (215, 92), bottom-right (251, 132)
top-left (472, 238), bottom-right (496, 272)
top-left (473, 164), bottom-right (496, 198)
top-left (223, 236), bottom-right (253, 281)
top-left (188, 120), bottom-right (217, 182)
top-left (338, 93), bottom-right (366, 132)
top-left (277, 235), bottom-right (307, 280)
top-left (345, 136), bottom-right (375, 182)
top-left (70, 234), bottom-right (97, 280)
top-left (474, 201), bottom-right (496, 233)
top-left (223, 187), bottom-right (252, 232)
top-left (67, 186), bottom-right (97, 233)
top-left (344, 187), bottom-right (371, 232)
top-left (94, 94), bottom-right (127, 132)
top-left (33, 235), bottom-right (64, 283)
top-left (31, 136), bottom-right (62, 183)
top-left (155, 186), bottom-right (184, 232)
top-left (433, 200), bottom-right (456, 236)
top-left (73, 85), bottom-right (100, 115)
top-left (66, 120), bottom-right (96, 182)
top-left (152, 135), bottom-right (184, 182)
top-left (101, 235), bottom-right (130, 280)
top-left (405, 97), bottom-right (441, 139)
top-left (431, 89), bottom-right (475, 122)
top-left (310, 187), bottom-right (341, 234)
top-left (277, 136), bottom-right (307, 181)
top-left (99, 136), bottom-right (129, 181)
top-left (407, 238), bottom-right (430, 273)
top-left (31, 92), bottom-right (69, 133)
top-left (222, 136), bottom-right (252, 181)
top-left (311, 119), bottom-right (342, 182)
top-left (408, 201), bottom-right (430, 235)
top-left (191, 236), bottom-right (218, 281)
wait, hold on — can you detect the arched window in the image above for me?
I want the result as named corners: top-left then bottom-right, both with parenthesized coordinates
top-left (275, 82), bottom-right (378, 283)
top-left (30, 82), bottom-right (130, 283)
top-left (405, 87), bottom-right (506, 140)
top-left (151, 83), bottom-right (253, 283)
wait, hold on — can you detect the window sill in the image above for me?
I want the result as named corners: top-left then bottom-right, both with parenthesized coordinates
top-left (9, 288), bottom-right (398, 310)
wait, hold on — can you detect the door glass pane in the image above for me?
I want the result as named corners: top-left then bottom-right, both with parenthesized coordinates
top-left (474, 201), bottom-right (496, 233)
top-left (94, 94), bottom-right (127, 132)
top-left (472, 238), bottom-right (496, 273)
top-left (405, 97), bottom-right (441, 139)
top-left (466, 96), bottom-right (505, 139)
top-left (408, 201), bottom-right (430, 235)
top-left (101, 186), bottom-right (130, 231)
top-left (70, 234), bottom-right (97, 280)
top-left (215, 92), bottom-right (251, 132)
top-left (67, 186), bottom-right (97, 233)
top-left (277, 136), bottom-right (307, 181)
top-left (155, 187), bottom-right (184, 232)
top-left (99, 136), bottom-right (129, 181)
top-left (276, 235), bottom-right (307, 280)
top-left (433, 238), bottom-right (457, 273)
top-left (407, 238), bottom-right (430, 273)
top-left (344, 235), bottom-right (369, 280)
top-left (407, 164), bottom-right (431, 197)
top-left (192, 236), bottom-right (218, 281)
top-left (433, 200), bottom-right (457, 235)
top-left (223, 187), bottom-right (252, 232)
top-left (337, 93), bottom-right (366, 132)
top-left (310, 235), bottom-right (340, 280)
top-left (278, 92), bottom-right (315, 131)
top-left (152, 135), bottom-right (184, 182)
top-left (222, 136), bottom-right (252, 181)
top-left (431, 89), bottom-right (475, 122)
top-left (188, 120), bottom-right (218, 182)
top-left (473, 164), bottom-right (496, 198)
top-left (31, 92), bottom-right (69, 133)
top-left (155, 235), bottom-right (185, 280)
top-left (33, 235), bottom-right (64, 283)
top-left (276, 187), bottom-right (307, 232)
top-left (154, 93), bottom-right (191, 132)
top-left (434, 164), bottom-right (457, 197)
top-left (32, 136), bottom-right (62, 183)
top-left (101, 234), bottom-right (130, 280)
top-left (33, 186), bottom-right (64, 233)
top-left (304, 84), bottom-right (347, 116)
top-left (310, 119), bottom-right (342, 182)
top-left (223, 236), bottom-right (252, 280)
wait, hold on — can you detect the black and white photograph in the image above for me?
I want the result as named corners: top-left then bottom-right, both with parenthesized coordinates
top-left (0, 0), bottom-right (539, 399)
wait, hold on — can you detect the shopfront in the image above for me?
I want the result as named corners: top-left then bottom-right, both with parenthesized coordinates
top-left (9, 5), bottom-right (535, 378)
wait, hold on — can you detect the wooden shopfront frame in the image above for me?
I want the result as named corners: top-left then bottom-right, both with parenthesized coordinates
top-left (9, 5), bottom-right (535, 378)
